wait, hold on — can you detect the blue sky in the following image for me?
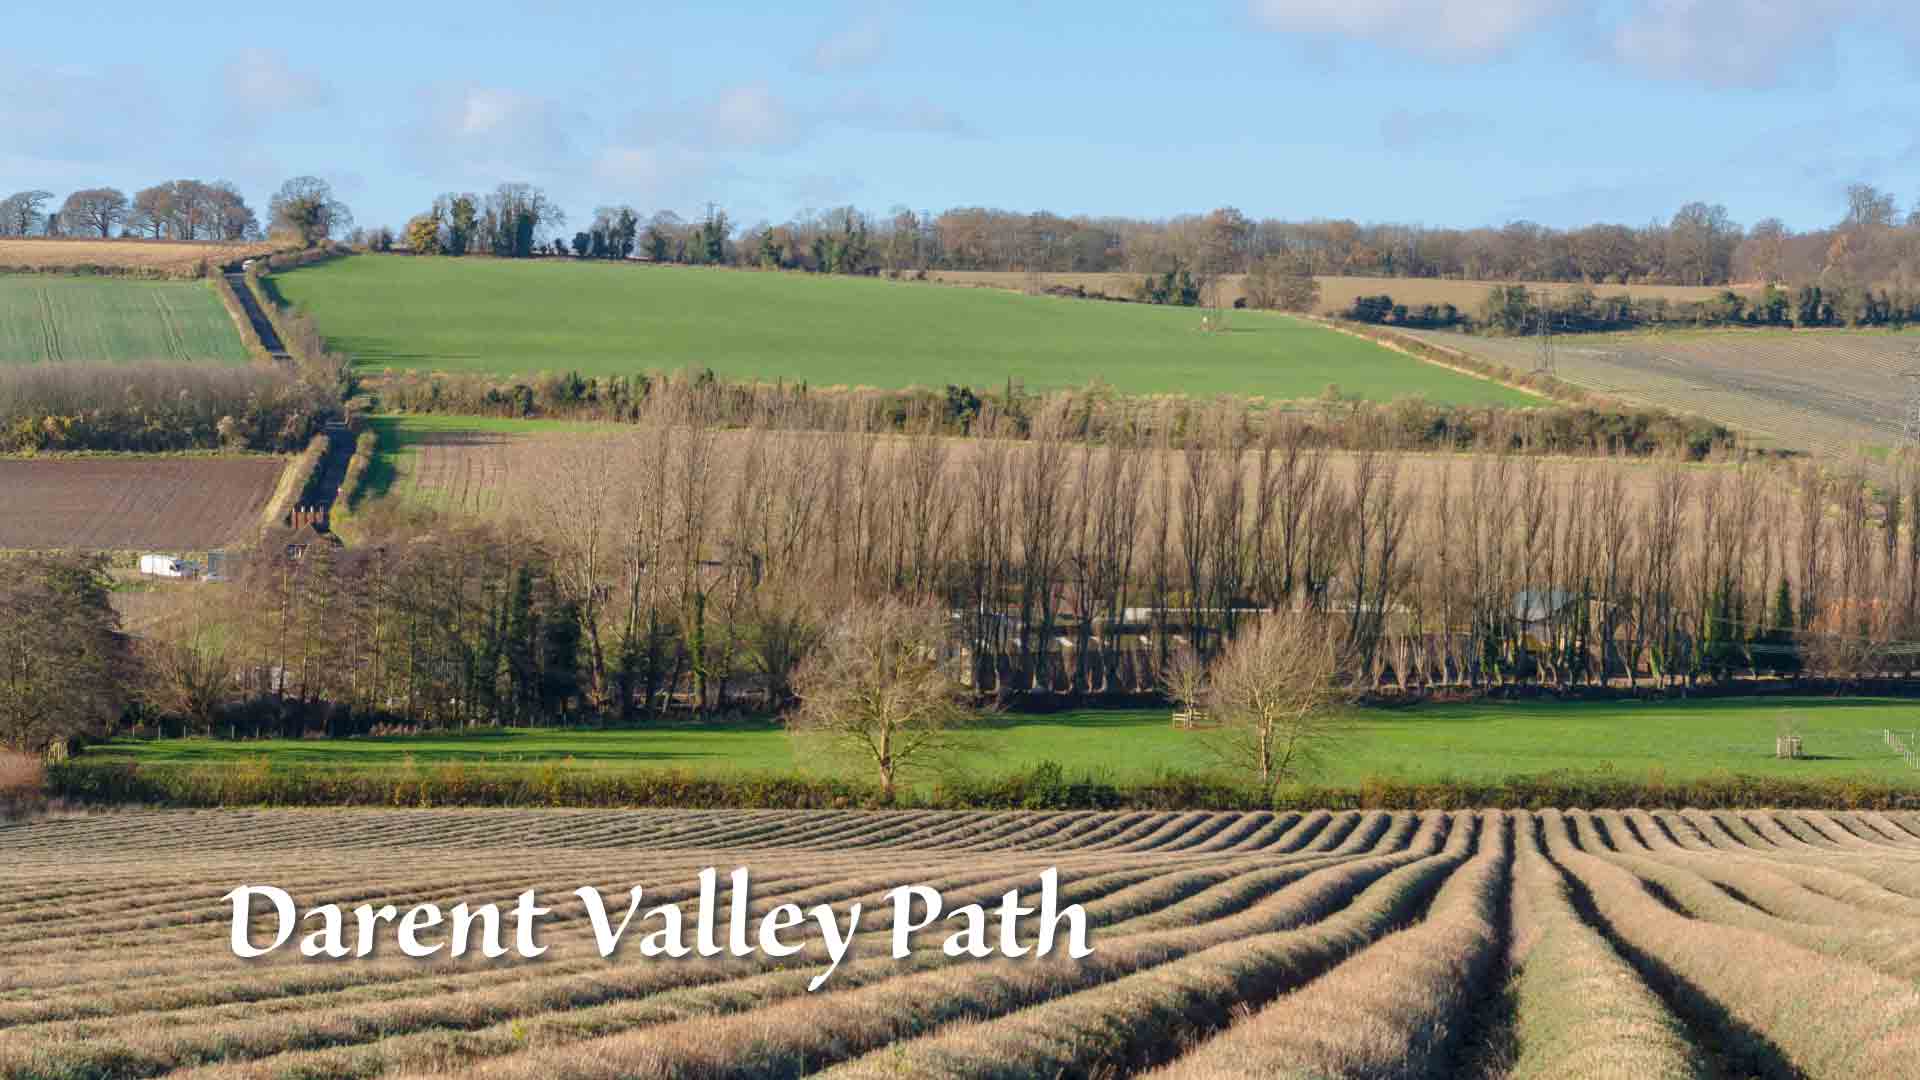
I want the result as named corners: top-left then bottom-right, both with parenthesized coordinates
top-left (3, 1), bottom-right (1917, 234)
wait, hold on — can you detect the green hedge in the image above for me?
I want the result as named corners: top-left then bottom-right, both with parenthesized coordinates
top-left (45, 759), bottom-right (1920, 812)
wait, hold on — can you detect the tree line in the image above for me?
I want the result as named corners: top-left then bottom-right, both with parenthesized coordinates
top-left (1346, 279), bottom-right (1920, 335)
top-left (0, 176), bottom-right (353, 249)
top-left (19, 392), bottom-right (1891, 757)
top-left (377, 182), bottom-right (1920, 294)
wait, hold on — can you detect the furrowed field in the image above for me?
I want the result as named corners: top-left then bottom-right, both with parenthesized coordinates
top-left (0, 276), bottom-right (251, 366)
top-left (353, 412), bottom-right (1719, 522)
top-left (927, 269), bottom-right (1756, 318)
top-left (0, 457), bottom-right (287, 550)
top-left (272, 256), bottom-right (1536, 403)
top-left (1403, 325), bottom-right (1920, 457)
top-left (5, 806), bottom-right (1920, 1078)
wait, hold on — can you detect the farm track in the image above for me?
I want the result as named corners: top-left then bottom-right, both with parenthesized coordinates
top-left (2, 809), bottom-right (1914, 1078)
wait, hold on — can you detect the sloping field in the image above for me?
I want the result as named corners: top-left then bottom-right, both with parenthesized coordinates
top-left (0, 237), bottom-right (271, 276)
top-left (1402, 326), bottom-right (1920, 457)
top-left (0, 457), bottom-right (285, 549)
top-left (4, 807), bottom-right (1920, 1078)
top-left (0, 275), bottom-right (250, 365)
top-left (274, 256), bottom-right (1536, 404)
top-left (366, 413), bottom-right (1736, 526)
top-left (928, 270), bottom-right (1754, 316)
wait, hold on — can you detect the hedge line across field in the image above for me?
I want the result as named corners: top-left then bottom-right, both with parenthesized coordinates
top-left (43, 759), bottom-right (1920, 812)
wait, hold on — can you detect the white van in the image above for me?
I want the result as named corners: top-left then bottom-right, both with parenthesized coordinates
top-left (138, 554), bottom-right (189, 578)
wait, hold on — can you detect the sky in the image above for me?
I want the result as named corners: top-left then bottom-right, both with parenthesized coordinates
top-left (3, 0), bottom-right (1918, 236)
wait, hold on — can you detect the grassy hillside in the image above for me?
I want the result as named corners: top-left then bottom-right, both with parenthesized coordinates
top-left (0, 276), bottom-right (250, 365)
top-left (85, 697), bottom-right (1920, 786)
top-left (275, 256), bottom-right (1538, 404)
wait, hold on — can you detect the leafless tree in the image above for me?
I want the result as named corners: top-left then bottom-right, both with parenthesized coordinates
top-left (787, 597), bottom-right (973, 795)
top-left (59, 188), bottom-right (129, 238)
top-left (1200, 609), bottom-right (1356, 791)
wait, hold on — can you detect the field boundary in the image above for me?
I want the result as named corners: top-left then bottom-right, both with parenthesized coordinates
top-left (1311, 318), bottom-right (1592, 407)
top-left (46, 759), bottom-right (1920, 811)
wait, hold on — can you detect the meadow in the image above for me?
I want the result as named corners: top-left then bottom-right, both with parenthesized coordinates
top-left (0, 275), bottom-right (250, 365)
top-left (274, 256), bottom-right (1537, 404)
top-left (3, 805), bottom-right (1919, 1078)
top-left (84, 697), bottom-right (1920, 786)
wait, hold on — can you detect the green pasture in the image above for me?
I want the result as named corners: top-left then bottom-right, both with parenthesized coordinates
top-left (87, 697), bottom-right (1920, 787)
top-left (274, 256), bottom-right (1537, 404)
top-left (0, 276), bottom-right (249, 365)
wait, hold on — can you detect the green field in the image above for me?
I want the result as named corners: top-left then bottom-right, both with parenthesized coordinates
top-left (274, 256), bottom-right (1537, 403)
top-left (86, 697), bottom-right (1920, 786)
top-left (0, 275), bottom-right (249, 365)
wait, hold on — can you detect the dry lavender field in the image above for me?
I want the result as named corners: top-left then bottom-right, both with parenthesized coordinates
top-left (4, 807), bottom-right (1919, 1078)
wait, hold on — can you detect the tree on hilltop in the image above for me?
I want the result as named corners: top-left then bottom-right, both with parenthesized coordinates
top-left (270, 176), bottom-right (353, 248)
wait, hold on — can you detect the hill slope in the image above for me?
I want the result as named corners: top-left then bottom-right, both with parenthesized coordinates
top-left (0, 276), bottom-right (250, 366)
top-left (276, 256), bottom-right (1538, 404)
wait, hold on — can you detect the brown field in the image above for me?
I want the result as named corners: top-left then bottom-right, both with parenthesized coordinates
top-left (385, 420), bottom-right (1727, 527)
top-left (1402, 326), bottom-right (1920, 457)
top-left (0, 237), bottom-right (274, 277)
top-left (924, 270), bottom-right (1753, 316)
top-left (0, 456), bottom-right (288, 550)
top-left (3, 807), bottom-right (1918, 1078)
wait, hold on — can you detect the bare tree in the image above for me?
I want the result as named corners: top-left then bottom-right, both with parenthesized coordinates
top-left (787, 597), bottom-right (973, 796)
top-left (1200, 609), bottom-right (1355, 791)
top-left (0, 191), bottom-right (53, 236)
top-left (138, 591), bottom-right (238, 737)
top-left (59, 188), bottom-right (129, 238)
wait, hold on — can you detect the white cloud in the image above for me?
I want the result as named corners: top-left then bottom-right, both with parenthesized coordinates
top-left (624, 84), bottom-right (974, 154)
top-left (402, 85), bottom-right (582, 176)
top-left (1247, 0), bottom-right (1566, 59)
top-left (705, 84), bottom-right (803, 150)
top-left (810, 15), bottom-right (889, 71)
top-left (220, 49), bottom-right (331, 126)
top-left (0, 58), bottom-right (172, 164)
top-left (1609, 0), bottom-right (1837, 88)
top-left (1251, 0), bottom-right (1920, 87)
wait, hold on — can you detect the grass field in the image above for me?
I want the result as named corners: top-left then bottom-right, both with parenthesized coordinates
top-left (274, 256), bottom-right (1537, 404)
top-left (0, 275), bottom-right (250, 365)
top-left (84, 698), bottom-right (1920, 785)
top-left (5, 805), bottom-right (1920, 1077)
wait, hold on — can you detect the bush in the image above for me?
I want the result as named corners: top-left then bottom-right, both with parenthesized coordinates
top-left (0, 751), bottom-right (45, 818)
top-left (0, 364), bottom-right (331, 453)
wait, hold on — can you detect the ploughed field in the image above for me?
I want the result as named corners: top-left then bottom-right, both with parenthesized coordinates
top-left (4, 807), bottom-right (1919, 1078)
top-left (0, 275), bottom-right (250, 365)
top-left (0, 456), bottom-right (284, 549)
top-left (0, 238), bottom-right (272, 277)
top-left (1403, 325), bottom-right (1920, 457)
top-left (272, 256), bottom-right (1536, 404)
top-left (928, 269), bottom-right (1754, 318)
